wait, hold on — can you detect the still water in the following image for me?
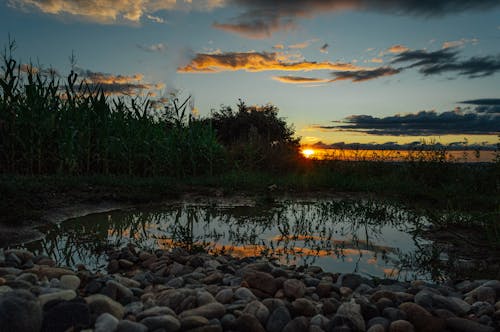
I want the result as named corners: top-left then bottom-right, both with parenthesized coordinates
top-left (17, 199), bottom-right (442, 280)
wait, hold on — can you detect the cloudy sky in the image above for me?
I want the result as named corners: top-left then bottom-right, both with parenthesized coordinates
top-left (1, 0), bottom-right (499, 146)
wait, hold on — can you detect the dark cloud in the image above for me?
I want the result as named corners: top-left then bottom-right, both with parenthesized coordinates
top-left (216, 0), bottom-right (500, 38)
top-left (316, 109), bottom-right (500, 136)
top-left (309, 140), bottom-right (497, 151)
top-left (320, 43), bottom-right (329, 53)
top-left (392, 49), bottom-right (500, 78)
top-left (460, 98), bottom-right (500, 114)
top-left (331, 67), bottom-right (401, 82)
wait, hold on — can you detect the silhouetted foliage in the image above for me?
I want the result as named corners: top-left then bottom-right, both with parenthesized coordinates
top-left (209, 99), bottom-right (301, 171)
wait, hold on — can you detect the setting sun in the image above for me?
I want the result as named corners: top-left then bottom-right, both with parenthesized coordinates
top-left (302, 149), bottom-right (315, 158)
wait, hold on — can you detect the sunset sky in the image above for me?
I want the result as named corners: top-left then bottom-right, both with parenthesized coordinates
top-left (2, 0), bottom-right (499, 147)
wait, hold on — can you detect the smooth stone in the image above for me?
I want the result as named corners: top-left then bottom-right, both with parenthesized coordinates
top-left (0, 286), bottom-right (13, 295)
top-left (292, 298), bottom-right (319, 317)
top-left (445, 317), bottom-right (495, 332)
top-left (446, 297), bottom-right (472, 315)
top-left (389, 320), bottom-right (415, 332)
top-left (41, 298), bottom-right (90, 332)
top-left (339, 274), bottom-right (364, 290)
top-left (60, 275), bottom-right (81, 290)
top-left (243, 300), bottom-right (270, 325)
top-left (179, 302), bottom-right (226, 319)
top-left (180, 315), bottom-right (210, 329)
top-left (383, 307), bottom-right (407, 322)
top-left (38, 289), bottom-right (77, 307)
top-left (283, 279), bottom-right (306, 299)
top-left (16, 272), bottom-right (38, 285)
top-left (85, 294), bottom-right (125, 320)
top-left (433, 308), bottom-right (457, 319)
top-left (316, 280), bottom-right (333, 298)
top-left (116, 320), bottom-right (148, 332)
top-left (367, 324), bottom-right (386, 332)
top-left (283, 316), bottom-right (308, 332)
top-left (215, 289), bottom-right (233, 304)
top-left (0, 290), bottom-right (42, 332)
top-left (399, 302), bottom-right (445, 332)
top-left (30, 266), bottom-right (75, 279)
top-left (262, 298), bottom-right (286, 313)
top-left (167, 276), bottom-right (184, 288)
top-left (107, 280), bottom-right (134, 302)
top-left (470, 301), bottom-right (495, 316)
top-left (266, 306), bottom-right (292, 332)
top-left (367, 316), bottom-right (390, 330)
top-left (243, 270), bottom-right (277, 295)
top-left (141, 314), bottom-right (181, 331)
top-left (334, 300), bottom-right (365, 332)
top-left (136, 306), bottom-right (176, 320)
top-left (234, 313), bottom-right (266, 332)
top-left (197, 290), bottom-right (216, 305)
top-left (234, 287), bottom-right (257, 302)
top-left (94, 313), bottom-right (119, 332)
top-left (124, 301), bottom-right (144, 316)
top-left (310, 314), bottom-right (330, 329)
top-left (476, 287), bottom-right (496, 304)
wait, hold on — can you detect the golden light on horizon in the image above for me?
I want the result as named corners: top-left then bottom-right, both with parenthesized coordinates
top-left (302, 148), bottom-right (315, 158)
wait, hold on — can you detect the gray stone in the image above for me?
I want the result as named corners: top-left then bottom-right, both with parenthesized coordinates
top-left (234, 287), bottom-right (257, 302)
top-left (180, 315), bottom-right (210, 329)
top-left (283, 316), bottom-right (309, 332)
top-left (116, 320), bottom-right (148, 332)
top-left (179, 302), bottom-right (226, 319)
top-left (197, 290), bottom-right (216, 305)
top-left (85, 294), bottom-right (125, 320)
top-left (141, 314), bottom-right (181, 331)
top-left (445, 317), bottom-right (495, 332)
top-left (60, 275), bottom-right (81, 290)
top-left (234, 313), bottom-right (266, 332)
top-left (106, 280), bottom-right (134, 303)
top-left (389, 320), bottom-right (415, 332)
top-left (266, 306), bottom-right (292, 332)
top-left (283, 279), bottom-right (306, 299)
top-left (215, 288), bottom-right (233, 304)
top-left (367, 324), bottom-right (386, 332)
top-left (367, 316), bottom-right (390, 330)
top-left (243, 300), bottom-right (270, 325)
top-left (41, 298), bottom-right (90, 332)
top-left (94, 313), bottom-right (119, 332)
top-left (0, 290), bottom-right (42, 332)
top-left (136, 306), bottom-right (176, 320)
top-left (310, 314), bottom-right (330, 329)
top-left (383, 307), bottom-right (407, 322)
top-left (471, 301), bottom-right (495, 316)
top-left (38, 289), bottom-right (77, 307)
top-left (292, 298), bottom-right (318, 317)
top-left (334, 300), bottom-right (365, 332)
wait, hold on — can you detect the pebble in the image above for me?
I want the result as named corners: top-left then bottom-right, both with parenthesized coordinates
top-left (0, 246), bottom-right (498, 332)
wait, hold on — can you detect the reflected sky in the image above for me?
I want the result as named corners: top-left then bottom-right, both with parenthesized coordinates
top-left (13, 199), bottom-right (439, 280)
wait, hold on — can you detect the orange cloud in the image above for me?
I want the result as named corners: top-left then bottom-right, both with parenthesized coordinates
top-left (272, 76), bottom-right (330, 84)
top-left (386, 44), bottom-right (410, 54)
top-left (442, 38), bottom-right (479, 49)
top-left (178, 51), bottom-right (366, 73)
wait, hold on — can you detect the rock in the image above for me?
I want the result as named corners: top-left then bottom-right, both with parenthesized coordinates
top-left (118, 259), bottom-right (135, 269)
top-left (283, 279), bottom-right (306, 299)
top-left (197, 290), bottom-right (216, 305)
top-left (136, 306), bottom-right (176, 320)
top-left (339, 274), bottom-right (363, 290)
top-left (94, 313), bottom-right (119, 332)
top-left (367, 324), bottom-right (386, 332)
top-left (446, 297), bottom-right (472, 316)
top-left (234, 287), bottom-right (257, 302)
top-left (470, 301), bottom-right (494, 316)
top-left (106, 280), bottom-right (134, 303)
top-left (383, 307), bottom-right (407, 322)
top-left (292, 298), bottom-right (318, 317)
top-left (414, 291), bottom-right (433, 310)
top-left (141, 314), bottom-right (181, 331)
top-left (0, 286), bottom-right (13, 295)
top-left (316, 280), bottom-right (333, 298)
top-left (389, 320), bottom-right (415, 332)
top-left (38, 289), bottom-right (77, 307)
top-left (283, 316), bottom-right (308, 332)
top-left (16, 272), bottom-right (38, 285)
top-left (399, 302), bottom-right (445, 332)
top-left (433, 308), bottom-right (456, 319)
top-left (0, 290), bottom-right (42, 332)
top-left (179, 302), bottom-right (226, 319)
top-left (244, 300), bottom-right (270, 325)
top-left (85, 294), bottom-right (125, 320)
top-left (445, 317), bottom-right (495, 332)
top-left (30, 266), bottom-right (75, 279)
top-left (234, 313), bottom-right (266, 332)
top-left (334, 300), bottom-right (365, 332)
top-left (476, 287), bottom-right (496, 304)
top-left (340, 286), bottom-right (353, 297)
top-left (116, 320), bottom-right (148, 332)
top-left (167, 276), bottom-right (185, 288)
top-left (180, 315), bottom-right (210, 329)
top-left (244, 270), bottom-right (277, 295)
top-left (60, 275), bottom-right (81, 290)
top-left (202, 272), bottom-right (224, 284)
top-left (215, 289), bottom-right (233, 304)
top-left (367, 317), bottom-right (390, 331)
top-left (322, 297), bottom-right (341, 315)
top-left (310, 314), bottom-right (330, 329)
top-left (266, 306), bottom-right (292, 332)
top-left (41, 298), bottom-right (90, 332)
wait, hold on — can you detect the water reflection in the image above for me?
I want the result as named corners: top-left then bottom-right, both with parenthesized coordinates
top-left (18, 200), bottom-right (437, 280)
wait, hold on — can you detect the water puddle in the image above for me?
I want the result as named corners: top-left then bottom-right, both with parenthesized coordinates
top-left (11, 199), bottom-right (444, 280)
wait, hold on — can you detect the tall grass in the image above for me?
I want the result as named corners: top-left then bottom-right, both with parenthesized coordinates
top-left (0, 42), bottom-right (224, 177)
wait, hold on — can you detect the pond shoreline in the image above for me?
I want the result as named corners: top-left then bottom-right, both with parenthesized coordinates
top-left (0, 246), bottom-right (498, 332)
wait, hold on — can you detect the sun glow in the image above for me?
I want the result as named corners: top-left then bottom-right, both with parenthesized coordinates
top-left (302, 149), bottom-right (315, 158)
